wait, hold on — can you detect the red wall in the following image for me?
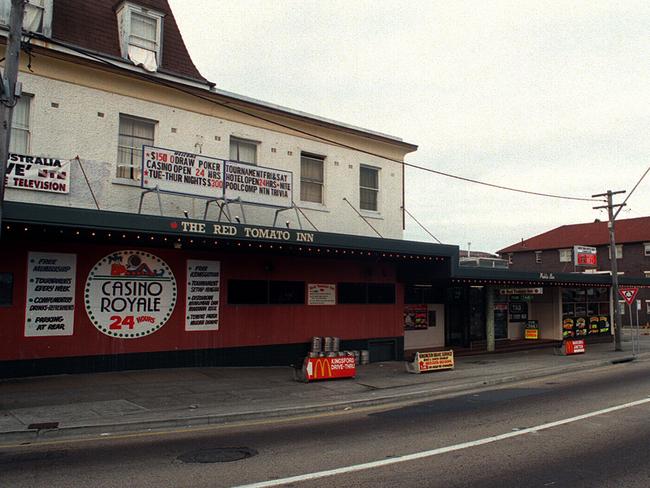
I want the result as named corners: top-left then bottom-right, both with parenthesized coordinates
top-left (0, 241), bottom-right (403, 361)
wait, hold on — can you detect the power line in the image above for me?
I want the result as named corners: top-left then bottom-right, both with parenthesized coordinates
top-left (32, 35), bottom-right (602, 204)
top-left (614, 164), bottom-right (650, 220)
top-left (401, 206), bottom-right (442, 244)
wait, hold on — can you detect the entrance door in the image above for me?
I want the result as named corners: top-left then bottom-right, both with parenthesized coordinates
top-left (446, 287), bottom-right (469, 347)
top-left (494, 308), bottom-right (508, 339)
top-left (469, 287), bottom-right (486, 342)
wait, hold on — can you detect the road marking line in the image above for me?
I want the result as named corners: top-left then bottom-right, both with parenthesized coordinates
top-left (233, 396), bottom-right (650, 488)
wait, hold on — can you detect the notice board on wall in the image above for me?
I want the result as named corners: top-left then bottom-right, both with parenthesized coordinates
top-left (185, 260), bottom-right (220, 331)
top-left (25, 252), bottom-right (76, 337)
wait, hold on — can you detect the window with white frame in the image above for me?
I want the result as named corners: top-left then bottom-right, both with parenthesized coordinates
top-left (608, 244), bottom-right (623, 260)
top-left (300, 153), bottom-right (324, 204)
top-left (0, 0), bottom-right (52, 36)
top-left (559, 248), bottom-right (572, 263)
top-left (117, 114), bottom-right (156, 180)
top-left (535, 251), bottom-right (542, 264)
top-left (116, 2), bottom-right (164, 72)
top-left (507, 253), bottom-right (513, 265)
top-left (229, 137), bottom-right (257, 165)
top-left (10, 95), bottom-right (31, 154)
top-left (644, 243), bottom-right (650, 256)
top-left (359, 165), bottom-right (379, 211)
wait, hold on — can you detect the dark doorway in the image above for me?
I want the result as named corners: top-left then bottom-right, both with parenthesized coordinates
top-left (445, 286), bottom-right (487, 348)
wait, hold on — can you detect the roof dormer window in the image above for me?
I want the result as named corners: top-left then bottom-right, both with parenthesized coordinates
top-left (0, 0), bottom-right (52, 36)
top-left (116, 2), bottom-right (164, 72)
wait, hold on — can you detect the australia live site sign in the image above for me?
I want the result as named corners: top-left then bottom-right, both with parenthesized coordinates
top-left (142, 145), bottom-right (293, 207)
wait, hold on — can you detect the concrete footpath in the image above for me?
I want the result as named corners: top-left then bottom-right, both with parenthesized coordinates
top-left (1, 332), bottom-right (649, 444)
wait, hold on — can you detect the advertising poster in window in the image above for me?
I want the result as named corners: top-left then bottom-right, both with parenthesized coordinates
top-left (84, 250), bottom-right (177, 339)
top-left (25, 252), bottom-right (76, 337)
top-left (185, 260), bottom-right (220, 331)
top-left (404, 305), bottom-right (428, 330)
top-left (224, 161), bottom-right (293, 208)
top-left (142, 145), bottom-right (225, 198)
top-left (307, 284), bottom-right (336, 305)
top-left (5, 153), bottom-right (71, 194)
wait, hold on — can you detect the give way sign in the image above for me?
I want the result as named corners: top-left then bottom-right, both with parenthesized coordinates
top-left (619, 287), bottom-right (639, 305)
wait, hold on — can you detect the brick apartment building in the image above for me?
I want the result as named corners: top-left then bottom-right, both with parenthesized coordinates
top-left (498, 217), bottom-right (650, 325)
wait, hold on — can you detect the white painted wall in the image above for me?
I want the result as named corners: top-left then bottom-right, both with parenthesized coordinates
top-left (404, 304), bottom-right (445, 350)
top-left (7, 72), bottom-right (406, 238)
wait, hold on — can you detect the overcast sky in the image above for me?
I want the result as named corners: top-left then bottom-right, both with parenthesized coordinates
top-left (169, 0), bottom-right (650, 253)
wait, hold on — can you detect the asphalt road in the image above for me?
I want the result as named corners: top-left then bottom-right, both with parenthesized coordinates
top-left (3, 360), bottom-right (650, 488)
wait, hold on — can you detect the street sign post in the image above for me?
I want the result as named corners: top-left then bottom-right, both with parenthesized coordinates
top-left (618, 288), bottom-right (640, 356)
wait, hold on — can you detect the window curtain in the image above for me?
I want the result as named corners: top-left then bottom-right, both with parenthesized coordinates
top-left (128, 45), bottom-right (157, 72)
top-left (130, 13), bottom-right (157, 51)
top-left (23, 1), bottom-right (44, 33)
top-left (117, 117), bottom-right (154, 179)
top-left (230, 140), bottom-right (256, 164)
top-left (300, 156), bottom-right (323, 203)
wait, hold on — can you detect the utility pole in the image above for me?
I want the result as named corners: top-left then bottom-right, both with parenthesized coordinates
top-left (593, 190), bottom-right (626, 351)
top-left (0, 0), bottom-right (25, 239)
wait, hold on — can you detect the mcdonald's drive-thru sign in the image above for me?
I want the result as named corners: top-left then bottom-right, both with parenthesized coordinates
top-left (302, 356), bottom-right (356, 382)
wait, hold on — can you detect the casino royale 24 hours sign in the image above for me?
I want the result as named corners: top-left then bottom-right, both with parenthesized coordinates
top-left (84, 251), bottom-right (177, 339)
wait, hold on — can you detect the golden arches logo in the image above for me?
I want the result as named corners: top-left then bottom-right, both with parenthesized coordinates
top-left (312, 358), bottom-right (332, 378)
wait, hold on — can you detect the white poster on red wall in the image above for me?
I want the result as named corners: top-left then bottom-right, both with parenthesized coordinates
top-left (185, 260), bottom-right (220, 331)
top-left (25, 252), bottom-right (76, 337)
top-left (308, 284), bottom-right (336, 305)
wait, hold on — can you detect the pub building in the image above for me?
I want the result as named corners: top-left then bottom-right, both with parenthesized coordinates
top-left (1, 0), bottom-right (649, 376)
top-left (2, 200), bottom-right (650, 377)
top-left (0, 200), bottom-right (460, 377)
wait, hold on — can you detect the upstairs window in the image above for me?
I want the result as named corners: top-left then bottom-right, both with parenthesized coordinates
top-left (0, 0), bottom-right (52, 36)
top-left (360, 165), bottom-right (379, 211)
top-left (535, 251), bottom-right (542, 264)
top-left (300, 153), bottom-right (324, 204)
top-left (10, 95), bottom-right (31, 154)
top-left (608, 244), bottom-right (623, 260)
top-left (559, 248), bottom-right (572, 263)
top-left (116, 2), bottom-right (164, 72)
top-left (117, 114), bottom-right (156, 180)
top-left (644, 243), bottom-right (650, 256)
top-left (230, 137), bottom-right (257, 165)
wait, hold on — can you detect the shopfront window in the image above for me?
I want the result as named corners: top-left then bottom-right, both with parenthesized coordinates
top-left (338, 282), bottom-right (395, 304)
top-left (561, 287), bottom-right (611, 338)
top-left (228, 280), bottom-right (305, 305)
top-left (404, 285), bottom-right (445, 304)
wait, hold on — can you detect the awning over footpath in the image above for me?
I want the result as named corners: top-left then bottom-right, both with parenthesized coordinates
top-left (6, 201), bottom-right (648, 289)
top-left (2, 201), bottom-right (458, 262)
top-left (452, 266), bottom-right (650, 288)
